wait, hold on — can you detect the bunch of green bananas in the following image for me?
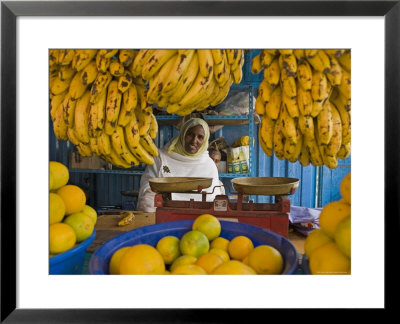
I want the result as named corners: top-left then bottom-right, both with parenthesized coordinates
top-left (131, 49), bottom-right (244, 116)
top-left (49, 49), bottom-right (159, 168)
top-left (253, 49), bottom-right (351, 169)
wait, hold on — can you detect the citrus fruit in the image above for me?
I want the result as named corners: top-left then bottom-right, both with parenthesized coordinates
top-left (247, 245), bottom-right (284, 274)
top-left (49, 161), bottom-right (69, 190)
top-left (49, 192), bottom-right (66, 224)
top-left (164, 270), bottom-right (171, 274)
top-left (209, 248), bottom-right (230, 263)
top-left (304, 229), bottom-right (333, 258)
top-left (57, 184), bottom-right (86, 215)
top-left (242, 255), bottom-right (249, 265)
top-left (63, 212), bottom-right (94, 242)
top-left (210, 237), bottom-right (230, 252)
top-left (309, 242), bottom-right (351, 275)
top-left (211, 260), bottom-right (257, 275)
top-left (228, 236), bottom-right (254, 261)
top-left (334, 216), bottom-right (351, 258)
top-left (171, 264), bottom-right (207, 275)
top-left (179, 230), bottom-right (210, 258)
top-left (82, 204), bottom-right (97, 225)
top-left (170, 255), bottom-right (197, 272)
top-left (156, 236), bottom-right (181, 265)
top-left (195, 252), bottom-right (225, 274)
top-left (109, 246), bottom-right (131, 275)
top-left (340, 172), bottom-right (351, 204)
top-left (49, 223), bottom-right (76, 254)
top-left (319, 200), bottom-right (351, 237)
top-left (192, 214), bottom-right (221, 241)
top-left (119, 244), bottom-right (165, 275)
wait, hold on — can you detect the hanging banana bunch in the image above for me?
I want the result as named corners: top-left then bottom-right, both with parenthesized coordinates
top-left (253, 49), bottom-right (351, 169)
top-left (49, 49), bottom-right (160, 169)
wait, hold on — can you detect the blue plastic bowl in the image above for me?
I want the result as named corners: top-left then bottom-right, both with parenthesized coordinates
top-left (89, 221), bottom-right (298, 275)
top-left (301, 254), bottom-right (311, 274)
top-left (50, 229), bottom-right (96, 275)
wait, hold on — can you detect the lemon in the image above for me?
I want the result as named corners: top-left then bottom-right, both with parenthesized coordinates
top-left (228, 236), bottom-right (254, 261)
top-left (304, 229), bottom-right (333, 258)
top-left (63, 212), bottom-right (94, 242)
top-left (319, 200), bottom-right (351, 237)
top-left (156, 236), bottom-right (181, 265)
top-left (210, 237), bottom-right (230, 252)
top-left (57, 184), bottom-right (86, 215)
top-left (247, 245), bottom-right (284, 274)
top-left (119, 244), bottom-right (165, 275)
top-left (82, 204), bottom-right (98, 225)
top-left (192, 214), bottom-right (221, 241)
top-left (180, 230), bottom-right (209, 258)
top-left (195, 252), bottom-right (224, 274)
top-left (309, 242), bottom-right (351, 275)
top-left (208, 248), bottom-right (230, 263)
top-left (109, 246), bottom-right (131, 275)
top-left (340, 172), bottom-right (351, 204)
top-left (171, 264), bottom-right (207, 275)
top-left (211, 260), bottom-right (257, 275)
top-left (49, 223), bottom-right (76, 254)
top-left (334, 216), bottom-right (351, 258)
top-left (49, 192), bottom-right (66, 224)
top-left (49, 161), bottom-right (69, 190)
top-left (170, 255), bottom-right (198, 272)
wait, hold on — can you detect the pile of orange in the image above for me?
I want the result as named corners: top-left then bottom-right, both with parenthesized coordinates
top-left (49, 161), bottom-right (97, 256)
top-left (109, 213), bottom-right (285, 275)
top-left (304, 172), bottom-right (351, 274)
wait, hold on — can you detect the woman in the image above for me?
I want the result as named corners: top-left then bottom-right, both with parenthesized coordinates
top-left (137, 118), bottom-right (223, 212)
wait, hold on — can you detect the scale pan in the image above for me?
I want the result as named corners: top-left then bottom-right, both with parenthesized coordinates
top-left (149, 177), bottom-right (213, 193)
top-left (231, 177), bottom-right (299, 195)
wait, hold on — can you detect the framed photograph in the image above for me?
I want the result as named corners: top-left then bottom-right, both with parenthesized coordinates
top-left (1, 0), bottom-right (398, 321)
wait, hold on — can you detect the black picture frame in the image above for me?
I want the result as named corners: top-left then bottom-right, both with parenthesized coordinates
top-left (1, 0), bottom-right (398, 322)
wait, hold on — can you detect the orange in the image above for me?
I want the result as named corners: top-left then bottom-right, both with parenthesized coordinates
top-left (57, 184), bottom-right (86, 215)
top-left (49, 223), bottom-right (76, 254)
top-left (304, 229), bottom-right (333, 258)
top-left (179, 230), bottom-right (209, 258)
top-left (210, 237), bottom-right (230, 252)
top-left (319, 200), bottom-right (351, 237)
top-left (109, 246), bottom-right (130, 275)
top-left (340, 172), bottom-right (351, 204)
top-left (208, 248), bottom-right (230, 263)
top-left (211, 260), bottom-right (257, 275)
top-left (119, 244), bottom-right (165, 275)
top-left (334, 216), bottom-right (351, 258)
top-left (63, 212), bottom-right (94, 242)
top-left (49, 192), bottom-right (66, 224)
top-left (156, 236), bottom-right (181, 265)
top-left (82, 204), bottom-right (98, 225)
top-left (171, 264), bottom-right (207, 275)
top-left (309, 242), bottom-right (351, 275)
top-left (247, 245), bottom-right (284, 274)
top-left (49, 161), bottom-right (69, 190)
top-left (192, 214), bottom-right (221, 241)
top-left (170, 255), bottom-right (197, 272)
top-left (228, 235), bottom-right (254, 261)
top-left (195, 252), bottom-right (225, 274)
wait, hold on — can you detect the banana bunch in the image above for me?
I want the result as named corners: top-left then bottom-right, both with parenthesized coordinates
top-left (130, 49), bottom-right (244, 116)
top-left (49, 49), bottom-right (159, 168)
top-left (253, 49), bottom-right (351, 169)
top-left (232, 135), bottom-right (250, 148)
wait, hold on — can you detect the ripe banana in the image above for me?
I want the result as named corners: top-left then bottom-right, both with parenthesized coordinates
top-left (95, 88), bottom-right (107, 131)
top-left (297, 61), bottom-right (313, 91)
top-left (255, 96), bottom-right (265, 116)
top-left (279, 49), bottom-right (293, 56)
top-left (88, 101), bottom-right (100, 138)
top-left (337, 142), bottom-right (351, 159)
top-left (71, 49), bottom-right (97, 71)
top-left (273, 120), bottom-right (285, 160)
top-left (108, 147), bottom-right (131, 168)
top-left (311, 71), bottom-right (329, 102)
top-left (74, 90), bottom-right (91, 144)
top-left (260, 114), bottom-right (275, 151)
top-left (296, 85), bottom-right (313, 116)
top-left (52, 98), bottom-right (69, 141)
top-left (251, 53), bottom-right (263, 74)
top-left (119, 49), bottom-right (137, 67)
top-left (298, 140), bottom-right (310, 167)
top-left (136, 106), bottom-right (153, 136)
top-left (306, 50), bottom-right (331, 73)
top-left (285, 127), bottom-right (303, 162)
top-left (325, 49), bottom-right (345, 57)
top-left (90, 71), bottom-right (112, 104)
top-left (258, 125), bottom-right (272, 157)
top-left (130, 49), bottom-right (156, 78)
top-left (298, 114), bottom-right (315, 140)
top-left (105, 80), bottom-right (122, 134)
top-left (118, 70), bottom-right (133, 93)
top-left (280, 68), bottom-right (297, 98)
top-left (280, 103), bottom-right (297, 144)
top-left (282, 92), bottom-right (299, 118)
top-left (89, 137), bottom-right (101, 156)
top-left (227, 49), bottom-right (242, 71)
top-left (111, 126), bottom-right (140, 166)
top-left (260, 50), bottom-right (275, 67)
top-left (50, 91), bottom-right (67, 121)
top-left (81, 61), bottom-right (98, 85)
top-left (210, 75), bottom-right (233, 107)
top-left (129, 142), bottom-right (155, 165)
top-left (141, 49), bottom-right (178, 80)
top-left (211, 49), bottom-right (225, 65)
top-left (231, 55), bottom-right (244, 84)
top-left (197, 49), bottom-right (214, 78)
top-left (337, 69), bottom-right (351, 99)
top-left (57, 49), bottom-right (75, 66)
top-left (337, 50), bottom-right (351, 72)
top-left (50, 75), bottom-right (71, 96)
top-left (316, 101), bottom-right (333, 144)
top-left (97, 49), bottom-right (118, 59)
top-left (139, 134), bottom-right (159, 157)
top-left (264, 58), bottom-right (280, 88)
top-left (118, 84), bottom-right (138, 127)
top-left (77, 142), bottom-right (93, 157)
top-left (98, 132), bottom-right (112, 156)
top-left (330, 98), bottom-right (351, 145)
top-left (213, 50), bottom-right (231, 87)
top-left (326, 55), bottom-right (342, 86)
top-left (125, 114), bottom-right (140, 152)
top-left (258, 79), bottom-right (274, 104)
top-left (149, 113), bottom-right (158, 140)
top-left (59, 65), bottom-right (75, 81)
top-left (305, 136), bottom-right (323, 167)
top-left (61, 93), bottom-right (77, 127)
top-left (293, 49), bottom-right (306, 62)
top-left (67, 127), bottom-right (80, 145)
top-left (96, 53), bottom-right (111, 73)
top-left (68, 71), bottom-right (88, 100)
top-left (325, 103), bottom-right (342, 157)
top-left (109, 58), bottom-right (125, 77)
top-left (265, 87), bottom-right (282, 120)
top-left (281, 53), bottom-right (297, 76)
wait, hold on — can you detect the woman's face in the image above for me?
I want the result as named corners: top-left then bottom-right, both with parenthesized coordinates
top-left (184, 125), bottom-right (205, 154)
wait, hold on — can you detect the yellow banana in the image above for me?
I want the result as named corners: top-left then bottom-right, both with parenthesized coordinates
top-left (213, 50), bottom-right (231, 87)
top-left (129, 142), bottom-right (155, 165)
top-left (71, 49), bottom-right (97, 72)
top-left (298, 114), bottom-right (315, 140)
top-left (89, 137), bottom-right (101, 156)
top-left (50, 91), bottom-right (67, 121)
top-left (50, 75), bottom-right (71, 96)
top-left (231, 57), bottom-right (244, 84)
top-left (337, 142), bottom-right (351, 159)
top-left (273, 119), bottom-right (285, 160)
top-left (258, 126), bottom-right (272, 157)
top-left (118, 70), bottom-right (133, 93)
top-left (58, 65), bottom-right (75, 81)
top-left (330, 98), bottom-right (351, 145)
top-left (296, 85), bottom-right (313, 116)
top-left (293, 49), bottom-right (306, 62)
top-left (279, 49), bottom-right (293, 56)
top-left (258, 79), bottom-right (274, 104)
top-left (255, 96), bottom-right (265, 115)
top-left (251, 53), bottom-right (263, 74)
top-left (306, 50), bottom-right (331, 73)
top-left (111, 126), bottom-right (140, 166)
top-left (326, 55), bottom-right (343, 86)
top-left (280, 68), bottom-right (296, 98)
top-left (139, 134), bottom-right (159, 157)
top-left (95, 88), bottom-right (107, 131)
top-left (88, 101), bottom-right (100, 138)
top-left (265, 49), bottom-right (280, 56)
top-left (80, 61), bottom-right (98, 85)
top-left (57, 49), bottom-right (75, 66)
top-left (337, 50), bottom-right (351, 72)
top-left (298, 139), bottom-right (310, 167)
top-left (210, 75), bottom-right (233, 107)
top-left (137, 106), bottom-right (153, 136)
top-left (51, 99), bottom-right (69, 141)
top-left (197, 49), bottom-right (214, 78)
top-left (227, 49), bottom-right (242, 71)
top-left (141, 49), bottom-right (178, 80)
top-left (282, 91), bottom-right (299, 118)
top-left (325, 103), bottom-right (342, 157)
top-left (89, 71), bottom-right (112, 104)
top-left (264, 58), bottom-right (280, 88)
top-left (149, 113), bottom-right (158, 140)
top-left (97, 49), bottom-right (118, 59)
top-left (130, 49), bottom-right (156, 78)
top-left (311, 99), bottom-right (326, 118)
top-left (337, 69), bottom-right (351, 99)
top-left (311, 71), bottom-right (329, 102)
top-left (109, 58), bottom-right (125, 77)
top-left (260, 50), bottom-right (275, 67)
top-left (98, 132), bottom-right (112, 156)
top-left (260, 114), bottom-right (275, 151)
top-left (118, 84), bottom-right (138, 127)
top-left (304, 49), bottom-right (319, 58)
top-left (74, 90), bottom-right (91, 144)
top-left (280, 103), bottom-right (297, 144)
top-left (77, 142), bottom-right (93, 157)
top-left (61, 93), bottom-right (77, 127)
top-left (119, 49), bottom-right (137, 67)
top-left (265, 87), bottom-right (282, 120)
top-left (67, 127), bottom-right (80, 145)
top-left (211, 49), bottom-right (225, 65)
top-left (297, 61), bottom-right (312, 91)
top-left (125, 114), bottom-right (140, 151)
top-left (135, 84), bottom-right (148, 111)
top-left (105, 80), bottom-right (122, 126)
top-left (96, 53), bottom-right (110, 73)
top-left (284, 127), bottom-right (303, 162)
top-left (324, 49), bottom-right (345, 57)
top-left (68, 71), bottom-right (88, 100)
top-left (108, 147), bottom-right (131, 168)
top-left (281, 53), bottom-right (297, 76)
top-left (316, 101), bottom-right (333, 144)
top-left (305, 136), bottom-right (323, 167)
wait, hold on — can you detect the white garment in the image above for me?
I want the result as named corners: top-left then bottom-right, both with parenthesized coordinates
top-left (137, 141), bottom-right (223, 212)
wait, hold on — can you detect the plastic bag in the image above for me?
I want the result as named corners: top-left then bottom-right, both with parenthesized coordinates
top-left (214, 91), bottom-right (255, 115)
